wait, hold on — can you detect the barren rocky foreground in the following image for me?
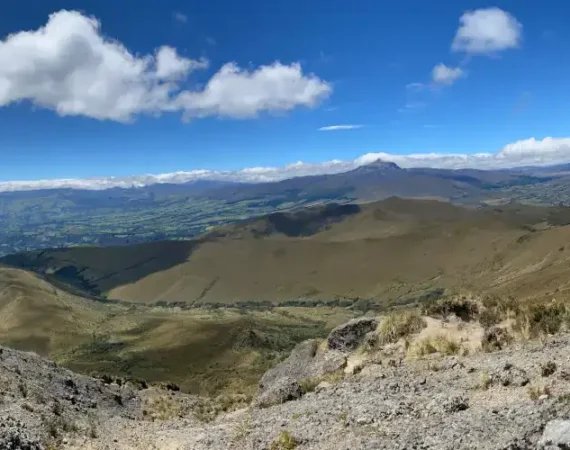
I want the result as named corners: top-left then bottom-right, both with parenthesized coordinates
top-left (5, 311), bottom-right (570, 450)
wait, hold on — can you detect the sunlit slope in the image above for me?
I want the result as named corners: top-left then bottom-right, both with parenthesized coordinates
top-left (0, 267), bottom-right (355, 396)
top-left (0, 267), bottom-right (110, 356)
top-left (5, 198), bottom-right (570, 306)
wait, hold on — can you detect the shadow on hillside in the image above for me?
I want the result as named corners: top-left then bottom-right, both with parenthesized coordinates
top-left (264, 203), bottom-right (361, 237)
top-left (0, 239), bottom-right (199, 297)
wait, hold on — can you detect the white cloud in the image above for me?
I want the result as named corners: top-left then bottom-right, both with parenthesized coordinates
top-left (3, 137), bottom-right (570, 193)
top-left (155, 47), bottom-right (208, 80)
top-left (432, 64), bottom-right (464, 85)
top-left (173, 12), bottom-right (188, 23)
top-left (452, 7), bottom-right (522, 55)
top-left (318, 124), bottom-right (363, 131)
top-left (0, 10), bottom-right (331, 122)
top-left (176, 62), bottom-right (332, 119)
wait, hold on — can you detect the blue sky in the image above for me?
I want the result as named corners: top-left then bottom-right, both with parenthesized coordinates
top-left (1, 0), bottom-right (570, 185)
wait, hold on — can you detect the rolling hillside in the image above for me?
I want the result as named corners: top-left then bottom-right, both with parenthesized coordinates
top-left (5, 198), bottom-right (570, 308)
top-left (0, 266), bottom-right (354, 396)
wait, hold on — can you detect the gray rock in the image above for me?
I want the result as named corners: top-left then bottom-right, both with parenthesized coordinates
top-left (327, 317), bottom-right (378, 352)
top-left (257, 340), bottom-right (346, 406)
top-left (259, 340), bottom-right (318, 391)
top-left (254, 377), bottom-right (303, 408)
top-left (538, 419), bottom-right (570, 448)
top-left (311, 349), bottom-right (347, 376)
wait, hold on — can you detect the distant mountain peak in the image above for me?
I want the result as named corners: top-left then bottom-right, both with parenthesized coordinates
top-left (352, 159), bottom-right (402, 173)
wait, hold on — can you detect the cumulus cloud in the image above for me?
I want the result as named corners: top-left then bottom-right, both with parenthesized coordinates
top-left (176, 62), bottom-right (332, 119)
top-left (452, 7), bottom-right (522, 55)
top-left (155, 47), bottom-right (208, 80)
top-left (318, 124), bottom-right (363, 131)
top-left (432, 64), bottom-right (464, 85)
top-left (3, 137), bottom-right (570, 193)
top-left (0, 10), bottom-right (331, 122)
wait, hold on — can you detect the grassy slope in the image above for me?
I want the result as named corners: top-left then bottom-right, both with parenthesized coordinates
top-left (107, 200), bottom-right (570, 306)
top-left (0, 267), bottom-right (354, 396)
top-left (5, 198), bottom-right (570, 307)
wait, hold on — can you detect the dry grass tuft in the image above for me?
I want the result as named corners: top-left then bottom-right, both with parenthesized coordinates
top-left (378, 311), bottom-right (426, 345)
top-left (143, 395), bottom-right (182, 421)
top-left (270, 431), bottom-right (298, 450)
top-left (478, 371), bottom-right (491, 390)
top-left (527, 384), bottom-right (551, 402)
top-left (298, 369), bottom-right (344, 394)
top-left (408, 334), bottom-right (461, 358)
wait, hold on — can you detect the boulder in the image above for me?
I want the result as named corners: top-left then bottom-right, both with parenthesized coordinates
top-left (256, 339), bottom-right (346, 407)
top-left (538, 419), bottom-right (570, 448)
top-left (259, 340), bottom-right (318, 391)
top-left (327, 317), bottom-right (378, 352)
top-left (254, 377), bottom-right (303, 408)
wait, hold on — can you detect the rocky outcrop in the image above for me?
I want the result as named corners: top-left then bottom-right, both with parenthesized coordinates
top-left (10, 320), bottom-right (570, 449)
top-left (0, 345), bottom-right (144, 448)
top-left (327, 317), bottom-right (378, 352)
top-left (255, 377), bottom-right (304, 408)
top-left (257, 339), bottom-right (346, 406)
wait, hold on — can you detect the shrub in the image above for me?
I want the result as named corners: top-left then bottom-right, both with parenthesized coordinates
top-left (513, 302), bottom-right (568, 338)
top-left (541, 361), bottom-right (557, 377)
top-left (422, 296), bottom-right (479, 321)
top-left (479, 308), bottom-right (502, 328)
top-left (481, 326), bottom-right (512, 352)
top-left (378, 311), bottom-right (426, 344)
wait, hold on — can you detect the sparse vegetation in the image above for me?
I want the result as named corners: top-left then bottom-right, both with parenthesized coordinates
top-left (18, 381), bottom-right (28, 398)
top-left (231, 412), bottom-right (252, 445)
top-left (270, 431), bottom-right (298, 450)
top-left (541, 361), bottom-right (557, 377)
top-left (527, 384), bottom-right (551, 401)
top-left (479, 371), bottom-right (491, 390)
top-left (408, 334), bottom-right (461, 358)
top-left (144, 395), bottom-right (182, 421)
top-left (299, 369), bottom-right (345, 394)
top-left (481, 326), bottom-right (512, 352)
top-left (378, 311), bottom-right (426, 344)
top-left (422, 295), bottom-right (479, 322)
top-left (513, 302), bottom-right (568, 338)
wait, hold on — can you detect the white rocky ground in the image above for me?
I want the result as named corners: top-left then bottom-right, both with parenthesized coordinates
top-left (4, 317), bottom-right (570, 449)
